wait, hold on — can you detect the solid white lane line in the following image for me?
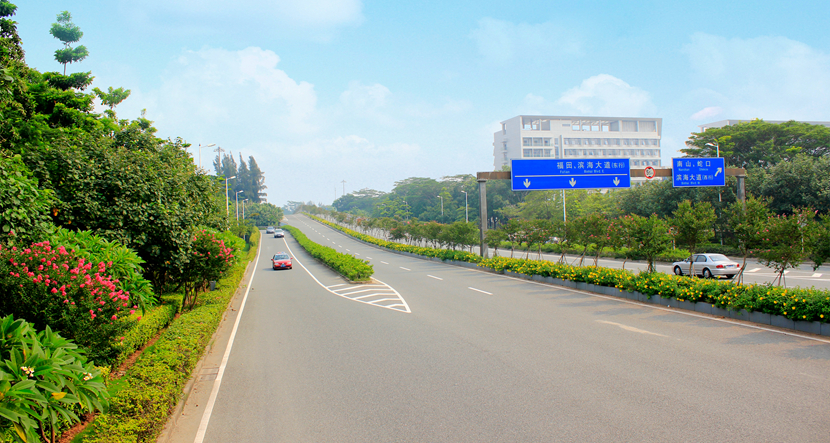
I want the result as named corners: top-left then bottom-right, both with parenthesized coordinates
top-left (748, 268), bottom-right (761, 273)
top-left (427, 275), bottom-right (443, 280)
top-left (468, 287), bottom-right (492, 295)
top-left (813, 273), bottom-right (823, 277)
top-left (381, 261), bottom-right (389, 264)
top-left (597, 320), bottom-right (670, 338)
top-left (400, 267), bottom-right (411, 271)
top-left (194, 231), bottom-right (262, 443)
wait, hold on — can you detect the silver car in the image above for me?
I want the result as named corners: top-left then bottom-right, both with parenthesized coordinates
top-left (672, 253), bottom-right (741, 279)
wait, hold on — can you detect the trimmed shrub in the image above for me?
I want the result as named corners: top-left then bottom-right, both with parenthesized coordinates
top-left (282, 225), bottom-right (373, 281)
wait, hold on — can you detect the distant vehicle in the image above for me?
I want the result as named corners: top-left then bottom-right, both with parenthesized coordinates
top-left (266, 226), bottom-right (276, 234)
top-left (274, 229), bottom-right (285, 238)
top-left (271, 253), bottom-right (292, 270)
top-left (672, 253), bottom-right (740, 279)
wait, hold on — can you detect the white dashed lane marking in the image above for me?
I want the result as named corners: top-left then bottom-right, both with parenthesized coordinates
top-left (400, 267), bottom-right (411, 271)
top-left (381, 261), bottom-right (389, 265)
top-left (813, 273), bottom-right (823, 278)
top-left (427, 275), bottom-right (443, 280)
top-left (748, 268), bottom-right (761, 273)
top-left (468, 287), bottom-right (492, 295)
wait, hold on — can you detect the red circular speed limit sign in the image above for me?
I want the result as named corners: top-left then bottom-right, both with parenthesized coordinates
top-left (644, 166), bottom-right (655, 179)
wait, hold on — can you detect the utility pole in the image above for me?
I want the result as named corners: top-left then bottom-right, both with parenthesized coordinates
top-left (341, 180), bottom-right (346, 196)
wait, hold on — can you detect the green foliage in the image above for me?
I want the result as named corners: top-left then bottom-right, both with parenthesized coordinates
top-left (48, 228), bottom-right (156, 308)
top-left (243, 202), bottom-right (283, 227)
top-left (50, 11), bottom-right (89, 75)
top-left (683, 119), bottom-right (830, 169)
top-left (179, 228), bottom-right (237, 311)
top-left (0, 240), bottom-right (141, 365)
top-left (810, 215), bottom-right (830, 270)
top-left (28, 131), bottom-right (225, 291)
top-left (213, 153), bottom-right (267, 204)
top-left (0, 153), bottom-right (54, 243)
top-left (0, 315), bottom-right (109, 443)
top-left (755, 208), bottom-right (818, 286)
top-left (671, 200), bottom-right (716, 275)
top-left (109, 295), bottom-right (179, 372)
top-left (282, 225), bottom-right (373, 281)
top-left (754, 154), bottom-right (830, 215)
top-left (43, 71), bottom-right (93, 91)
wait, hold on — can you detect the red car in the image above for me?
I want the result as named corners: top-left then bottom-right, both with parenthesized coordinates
top-left (271, 252), bottom-right (293, 270)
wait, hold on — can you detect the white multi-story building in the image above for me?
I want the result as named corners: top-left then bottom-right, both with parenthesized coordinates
top-left (493, 115), bottom-right (663, 170)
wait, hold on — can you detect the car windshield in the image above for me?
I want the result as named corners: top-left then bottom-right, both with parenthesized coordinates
top-left (708, 254), bottom-right (729, 262)
top-left (274, 254), bottom-right (289, 260)
top-left (275, 229), bottom-right (283, 232)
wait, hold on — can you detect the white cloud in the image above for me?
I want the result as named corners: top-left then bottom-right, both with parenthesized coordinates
top-left (684, 33), bottom-right (830, 120)
top-left (555, 74), bottom-right (656, 116)
top-left (690, 106), bottom-right (723, 121)
top-left (340, 81), bottom-right (391, 111)
top-left (131, 46), bottom-right (317, 137)
top-left (469, 17), bottom-right (580, 64)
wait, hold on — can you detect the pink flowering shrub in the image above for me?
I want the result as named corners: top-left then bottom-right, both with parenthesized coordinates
top-left (0, 241), bottom-right (139, 364)
top-left (179, 228), bottom-right (237, 311)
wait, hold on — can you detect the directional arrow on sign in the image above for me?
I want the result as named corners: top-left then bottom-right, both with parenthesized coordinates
top-left (569, 178), bottom-right (576, 187)
top-left (523, 179), bottom-right (531, 188)
top-left (715, 167), bottom-right (722, 176)
top-left (613, 177), bottom-right (620, 186)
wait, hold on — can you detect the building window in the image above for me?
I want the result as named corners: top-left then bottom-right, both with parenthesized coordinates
top-left (523, 137), bottom-right (531, 146)
top-left (633, 160), bottom-right (640, 166)
top-left (543, 138), bottom-right (551, 146)
top-left (523, 149), bottom-right (532, 157)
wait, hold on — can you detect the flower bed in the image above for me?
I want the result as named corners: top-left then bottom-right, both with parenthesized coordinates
top-left (281, 225), bottom-right (373, 281)
top-left (308, 214), bottom-right (830, 323)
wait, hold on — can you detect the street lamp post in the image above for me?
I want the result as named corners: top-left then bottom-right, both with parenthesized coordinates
top-left (437, 195), bottom-right (443, 216)
top-left (235, 190), bottom-right (243, 221)
top-left (461, 191), bottom-right (468, 223)
top-left (225, 176), bottom-right (236, 217)
top-left (198, 143), bottom-right (215, 170)
top-left (242, 199), bottom-right (248, 219)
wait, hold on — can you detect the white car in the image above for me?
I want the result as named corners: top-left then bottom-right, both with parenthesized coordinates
top-left (265, 226), bottom-right (275, 234)
top-left (672, 253), bottom-right (741, 279)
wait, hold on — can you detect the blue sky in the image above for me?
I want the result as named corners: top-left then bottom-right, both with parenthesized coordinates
top-left (15, 1), bottom-right (830, 206)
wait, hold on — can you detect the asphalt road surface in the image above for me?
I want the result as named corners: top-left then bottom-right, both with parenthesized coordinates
top-left (163, 214), bottom-right (830, 443)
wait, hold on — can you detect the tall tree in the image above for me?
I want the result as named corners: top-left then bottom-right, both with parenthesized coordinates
top-left (684, 120), bottom-right (830, 169)
top-left (671, 200), bottom-right (716, 275)
top-left (247, 155), bottom-right (267, 202)
top-left (50, 11), bottom-right (89, 75)
top-left (92, 86), bottom-right (130, 118)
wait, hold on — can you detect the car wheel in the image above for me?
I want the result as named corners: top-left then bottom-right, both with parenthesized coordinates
top-left (702, 268), bottom-right (712, 279)
top-left (674, 266), bottom-right (683, 276)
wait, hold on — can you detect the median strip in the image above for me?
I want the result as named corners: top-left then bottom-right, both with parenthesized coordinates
top-left (281, 225), bottom-right (373, 282)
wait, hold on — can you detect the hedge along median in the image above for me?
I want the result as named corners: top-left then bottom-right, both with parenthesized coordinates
top-left (281, 225), bottom-right (373, 282)
top-left (76, 230), bottom-right (260, 443)
top-left (306, 213), bottom-right (830, 327)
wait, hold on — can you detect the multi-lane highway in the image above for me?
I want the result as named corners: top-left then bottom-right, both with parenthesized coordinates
top-left (163, 214), bottom-right (830, 443)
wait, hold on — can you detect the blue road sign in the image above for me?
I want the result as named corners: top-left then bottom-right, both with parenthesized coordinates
top-left (672, 157), bottom-right (726, 187)
top-left (511, 158), bottom-right (631, 191)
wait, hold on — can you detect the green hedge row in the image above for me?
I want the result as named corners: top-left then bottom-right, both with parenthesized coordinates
top-left (281, 225), bottom-right (373, 281)
top-left (77, 230), bottom-right (260, 442)
top-left (307, 215), bottom-right (482, 263)
top-left (109, 295), bottom-right (180, 372)
top-left (309, 214), bottom-right (830, 323)
top-left (480, 256), bottom-right (830, 322)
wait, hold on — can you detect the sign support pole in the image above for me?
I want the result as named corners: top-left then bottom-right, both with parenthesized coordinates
top-left (478, 178), bottom-right (489, 258)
